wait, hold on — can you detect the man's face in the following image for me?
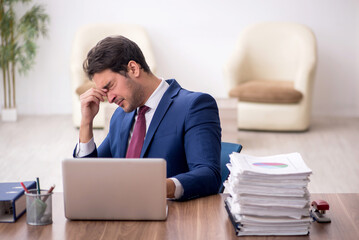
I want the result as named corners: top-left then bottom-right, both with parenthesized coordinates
top-left (93, 69), bottom-right (145, 113)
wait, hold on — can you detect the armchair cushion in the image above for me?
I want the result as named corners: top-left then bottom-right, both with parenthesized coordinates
top-left (229, 80), bottom-right (303, 104)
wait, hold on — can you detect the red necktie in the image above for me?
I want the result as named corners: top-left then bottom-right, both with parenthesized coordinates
top-left (126, 105), bottom-right (150, 158)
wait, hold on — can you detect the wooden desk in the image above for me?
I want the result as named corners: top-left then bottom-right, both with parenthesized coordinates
top-left (1, 193), bottom-right (358, 240)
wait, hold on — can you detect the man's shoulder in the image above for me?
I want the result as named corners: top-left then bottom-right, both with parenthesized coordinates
top-left (177, 88), bottom-right (216, 105)
top-left (166, 79), bottom-right (207, 96)
top-left (166, 80), bottom-right (212, 100)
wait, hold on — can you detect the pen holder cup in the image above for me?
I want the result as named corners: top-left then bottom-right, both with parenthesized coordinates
top-left (25, 189), bottom-right (53, 225)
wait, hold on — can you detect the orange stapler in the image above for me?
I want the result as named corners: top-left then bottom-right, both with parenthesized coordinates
top-left (310, 200), bottom-right (331, 223)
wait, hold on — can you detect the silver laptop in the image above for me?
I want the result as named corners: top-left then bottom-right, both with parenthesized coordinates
top-left (62, 158), bottom-right (167, 220)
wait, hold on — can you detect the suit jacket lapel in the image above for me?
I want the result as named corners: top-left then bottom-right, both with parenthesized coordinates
top-left (120, 111), bottom-right (136, 157)
top-left (141, 80), bottom-right (181, 157)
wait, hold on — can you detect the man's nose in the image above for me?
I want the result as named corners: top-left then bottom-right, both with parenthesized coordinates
top-left (107, 93), bottom-right (115, 103)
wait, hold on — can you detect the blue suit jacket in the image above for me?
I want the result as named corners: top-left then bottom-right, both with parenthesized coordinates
top-left (76, 79), bottom-right (221, 200)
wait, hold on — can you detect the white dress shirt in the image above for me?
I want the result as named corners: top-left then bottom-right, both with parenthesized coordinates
top-left (76, 78), bottom-right (184, 199)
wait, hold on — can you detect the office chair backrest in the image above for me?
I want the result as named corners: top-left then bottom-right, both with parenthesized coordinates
top-left (219, 142), bottom-right (242, 193)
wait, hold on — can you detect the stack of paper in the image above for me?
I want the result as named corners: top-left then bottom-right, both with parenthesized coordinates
top-left (224, 152), bottom-right (312, 236)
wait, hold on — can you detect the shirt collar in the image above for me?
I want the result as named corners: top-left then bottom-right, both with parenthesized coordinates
top-left (141, 78), bottom-right (169, 112)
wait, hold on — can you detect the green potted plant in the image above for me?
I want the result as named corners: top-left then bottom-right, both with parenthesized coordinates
top-left (0, 0), bottom-right (49, 121)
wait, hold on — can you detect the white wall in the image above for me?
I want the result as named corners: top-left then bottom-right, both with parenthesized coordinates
top-left (356, 0), bottom-right (359, 116)
top-left (1, 0), bottom-right (358, 116)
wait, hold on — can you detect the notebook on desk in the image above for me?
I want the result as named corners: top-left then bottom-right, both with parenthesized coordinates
top-left (62, 158), bottom-right (167, 220)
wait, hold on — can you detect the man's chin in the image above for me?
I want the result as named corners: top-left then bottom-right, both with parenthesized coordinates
top-left (120, 104), bottom-right (136, 113)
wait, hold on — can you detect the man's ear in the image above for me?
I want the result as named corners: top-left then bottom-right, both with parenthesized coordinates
top-left (127, 60), bottom-right (140, 78)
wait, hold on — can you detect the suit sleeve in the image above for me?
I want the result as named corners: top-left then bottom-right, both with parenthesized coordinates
top-left (175, 94), bottom-right (222, 200)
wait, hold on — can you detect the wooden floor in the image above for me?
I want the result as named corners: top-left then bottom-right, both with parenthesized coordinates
top-left (0, 115), bottom-right (358, 194)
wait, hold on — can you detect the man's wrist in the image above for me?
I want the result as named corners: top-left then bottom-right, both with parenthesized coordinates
top-left (79, 121), bottom-right (93, 143)
top-left (171, 178), bottom-right (184, 199)
top-left (166, 179), bottom-right (176, 198)
top-left (166, 178), bottom-right (184, 199)
top-left (76, 137), bottom-right (95, 157)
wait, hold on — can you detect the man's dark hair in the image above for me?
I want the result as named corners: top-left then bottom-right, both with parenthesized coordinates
top-left (83, 35), bottom-right (151, 79)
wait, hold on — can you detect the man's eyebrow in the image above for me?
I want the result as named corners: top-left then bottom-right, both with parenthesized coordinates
top-left (102, 81), bottom-right (111, 90)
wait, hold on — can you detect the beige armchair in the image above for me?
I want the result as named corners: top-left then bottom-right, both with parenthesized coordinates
top-left (223, 22), bottom-right (317, 131)
top-left (70, 23), bottom-right (156, 128)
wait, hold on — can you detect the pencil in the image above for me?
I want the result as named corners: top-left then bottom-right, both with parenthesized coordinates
top-left (36, 177), bottom-right (41, 194)
top-left (47, 184), bottom-right (55, 195)
top-left (20, 182), bottom-right (29, 193)
top-left (42, 184), bottom-right (56, 202)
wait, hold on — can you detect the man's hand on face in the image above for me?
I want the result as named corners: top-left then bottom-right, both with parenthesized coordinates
top-left (80, 87), bottom-right (108, 125)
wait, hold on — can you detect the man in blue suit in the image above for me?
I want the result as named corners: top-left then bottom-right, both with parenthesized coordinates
top-left (75, 36), bottom-right (221, 200)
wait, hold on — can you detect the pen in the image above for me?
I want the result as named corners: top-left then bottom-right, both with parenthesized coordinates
top-left (47, 184), bottom-right (56, 194)
top-left (36, 177), bottom-right (41, 194)
top-left (20, 182), bottom-right (29, 193)
top-left (42, 184), bottom-right (56, 202)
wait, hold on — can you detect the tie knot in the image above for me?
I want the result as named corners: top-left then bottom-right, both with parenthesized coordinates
top-left (138, 105), bottom-right (150, 116)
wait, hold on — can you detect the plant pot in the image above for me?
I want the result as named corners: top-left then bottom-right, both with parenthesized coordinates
top-left (1, 108), bottom-right (17, 122)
